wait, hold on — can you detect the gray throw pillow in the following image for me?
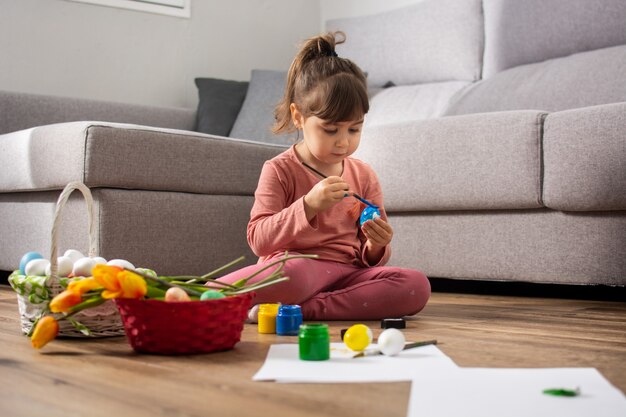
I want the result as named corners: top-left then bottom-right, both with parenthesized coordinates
top-left (194, 77), bottom-right (249, 136)
top-left (229, 69), bottom-right (293, 146)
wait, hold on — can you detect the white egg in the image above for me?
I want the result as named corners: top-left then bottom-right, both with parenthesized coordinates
top-left (72, 257), bottom-right (98, 277)
top-left (45, 256), bottom-right (74, 277)
top-left (107, 259), bottom-right (135, 270)
top-left (63, 249), bottom-right (85, 263)
top-left (377, 328), bottom-right (406, 356)
top-left (58, 256), bottom-right (75, 276)
top-left (91, 256), bottom-right (107, 265)
top-left (25, 258), bottom-right (50, 276)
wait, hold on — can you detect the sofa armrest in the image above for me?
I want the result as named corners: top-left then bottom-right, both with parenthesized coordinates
top-left (0, 122), bottom-right (286, 194)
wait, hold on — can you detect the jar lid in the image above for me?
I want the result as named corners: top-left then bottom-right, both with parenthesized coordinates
top-left (381, 318), bottom-right (406, 329)
top-left (259, 303), bottom-right (280, 314)
top-left (278, 304), bottom-right (301, 315)
top-left (299, 323), bottom-right (328, 335)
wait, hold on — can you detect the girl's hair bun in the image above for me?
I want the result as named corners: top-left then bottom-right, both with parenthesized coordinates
top-left (273, 31), bottom-right (368, 135)
top-left (309, 31), bottom-right (344, 59)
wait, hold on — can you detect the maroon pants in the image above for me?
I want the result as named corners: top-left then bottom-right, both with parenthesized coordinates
top-left (217, 256), bottom-right (431, 320)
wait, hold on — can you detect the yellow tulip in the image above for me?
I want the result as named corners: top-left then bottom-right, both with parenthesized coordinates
top-left (93, 264), bottom-right (147, 299)
top-left (31, 316), bottom-right (59, 349)
top-left (49, 290), bottom-right (83, 313)
top-left (92, 264), bottom-right (123, 291)
top-left (117, 270), bottom-right (148, 299)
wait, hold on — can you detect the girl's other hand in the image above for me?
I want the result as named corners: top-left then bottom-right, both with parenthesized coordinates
top-left (362, 217), bottom-right (393, 249)
top-left (303, 176), bottom-right (350, 217)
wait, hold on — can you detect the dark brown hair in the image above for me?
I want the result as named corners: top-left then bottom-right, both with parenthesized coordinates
top-left (273, 31), bottom-right (369, 135)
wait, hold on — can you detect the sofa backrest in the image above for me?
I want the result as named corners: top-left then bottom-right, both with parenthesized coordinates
top-left (0, 90), bottom-right (196, 135)
top-left (326, 0), bottom-right (484, 88)
top-left (443, 44), bottom-right (626, 116)
top-left (446, 0), bottom-right (626, 116)
top-left (326, 0), bottom-right (626, 123)
top-left (326, 0), bottom-right (483, 126)
top-left (482, 0), bottom-right (626, 78)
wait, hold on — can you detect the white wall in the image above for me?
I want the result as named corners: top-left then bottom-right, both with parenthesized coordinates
top-left (0, 0), bottom-right (424, 109)
top-left (0, 0), bottom-right (320, 109)
top-left (320, 0), bottom-right (423, 27)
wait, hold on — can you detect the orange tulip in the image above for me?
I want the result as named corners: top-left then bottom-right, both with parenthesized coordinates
top-left (49, 290), bottom-right (83, 313)
top-left (93, 264), bottom-right (147, 299)
top-left (31, 316), bottom-right (59, 349)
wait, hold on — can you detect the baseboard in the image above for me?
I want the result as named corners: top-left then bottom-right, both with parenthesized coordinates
top-left (429, 277), bottom-right (626, 302)
top-left (0, 270), bottom-right (10, 286)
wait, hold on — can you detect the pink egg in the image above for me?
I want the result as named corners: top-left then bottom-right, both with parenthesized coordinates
top-left (164, 287), bottom-right (190, 302)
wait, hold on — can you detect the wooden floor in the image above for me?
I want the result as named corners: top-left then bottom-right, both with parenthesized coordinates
top-left (1, 285), bottom-right (624, 417)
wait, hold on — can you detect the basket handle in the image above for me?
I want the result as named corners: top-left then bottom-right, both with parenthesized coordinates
top-left (49, 181), bottom-right (97, 279)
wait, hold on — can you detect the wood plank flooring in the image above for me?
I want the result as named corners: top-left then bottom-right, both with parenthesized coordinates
top-left (1, 285), bottom-right (624, 417)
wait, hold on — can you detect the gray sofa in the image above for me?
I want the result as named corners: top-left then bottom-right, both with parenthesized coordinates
top-left (1, 0), bottom-right (625, 286)
top-left (0, 99), bottom-right (283, 276)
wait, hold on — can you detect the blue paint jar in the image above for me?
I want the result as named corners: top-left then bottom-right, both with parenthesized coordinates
top-left (359, 205), bottom-right (381, 226)
top-left (276, 304), bottom-right (303, 336)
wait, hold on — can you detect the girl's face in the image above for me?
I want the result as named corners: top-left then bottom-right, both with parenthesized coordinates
top-left (292, 104), bottom-right (364, 168)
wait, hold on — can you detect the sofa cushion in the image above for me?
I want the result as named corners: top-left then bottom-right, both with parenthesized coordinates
top-left (229, 70), bottom-right (293, 146)
top-left (326, 0), bottom-right (483, 88)
top-left (543, 103), bottom-right (626, 211)
top-left (366, 81), bottom-right (470, 127)
top-left (194, 77), bottom-right (249, 136)
top-left (355, 110), bottom-right (546, 211)
top-left (482, 0), bottom-right (626, 78)
top-left (0, 90), bottom-right (196, 135)
top-left (443, 45), bottom-right (626, 116)
top-left (0, 122), bottom-right (285, 194)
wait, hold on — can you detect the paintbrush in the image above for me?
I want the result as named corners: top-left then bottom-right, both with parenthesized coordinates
top-left (352, 339), bottom-right (438, 358)
top-left (301, 161), bottom-right (377, 208)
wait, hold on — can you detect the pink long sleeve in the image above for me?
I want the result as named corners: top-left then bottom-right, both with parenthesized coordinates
top-left (247, 145), bottom-right (391, 267)
top-left (247, 162), bottom-right (319, 256)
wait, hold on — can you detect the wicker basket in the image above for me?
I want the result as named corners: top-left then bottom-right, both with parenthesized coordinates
top-left (115, 293), bottom-right (253, 355)
top-left (9, 182), bottom-right (124, 337)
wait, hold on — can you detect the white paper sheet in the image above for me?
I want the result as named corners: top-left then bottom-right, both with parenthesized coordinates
top-left (407, 367), bottom-right (626, 417)
top-left (252, 342), bottom-right (458, 383)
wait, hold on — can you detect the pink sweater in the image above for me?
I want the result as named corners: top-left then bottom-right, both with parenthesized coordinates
top-left (247, 145), bottom-right (391, 267)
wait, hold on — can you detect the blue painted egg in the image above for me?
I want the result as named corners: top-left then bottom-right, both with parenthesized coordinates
top-left (19, 252), bottom-right (43, 275)
top-left (359, 206), bottom-right (381, 226)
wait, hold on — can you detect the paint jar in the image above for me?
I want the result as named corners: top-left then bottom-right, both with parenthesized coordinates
top-left (298, 323), bottom-right (330, 361)
top-left (276, 305), bottom-right (303, 336)
top-left (257, 303), bottom-right (280, 334)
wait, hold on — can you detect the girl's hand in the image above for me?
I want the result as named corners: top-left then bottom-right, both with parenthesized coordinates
top-left (362, 217), bottom-right (393, 249)
top-left (303, 176), bottom-right (350, 217)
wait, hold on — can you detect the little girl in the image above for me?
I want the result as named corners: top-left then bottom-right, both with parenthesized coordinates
top-left (217, 32), bottom-right (430, 320)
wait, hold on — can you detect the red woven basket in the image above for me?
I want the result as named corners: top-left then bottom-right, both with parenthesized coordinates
top-left (114, 293), bottom-right (253, 355)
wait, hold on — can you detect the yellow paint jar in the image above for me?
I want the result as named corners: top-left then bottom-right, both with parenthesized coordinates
top-left (257, 303), bottom-right (280, 334)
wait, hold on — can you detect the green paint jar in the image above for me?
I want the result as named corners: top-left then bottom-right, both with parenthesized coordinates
top-left (298, 323), bottom-right (330, 361)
